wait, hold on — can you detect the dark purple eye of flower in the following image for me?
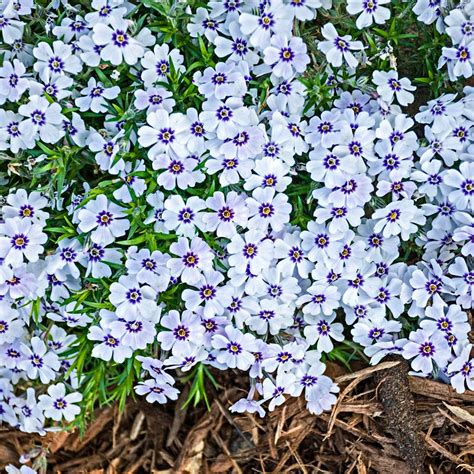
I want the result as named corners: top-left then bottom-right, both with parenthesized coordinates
top-left (258, 12), bottom-right (274, 29)
top-left (227, 341), bottom-right (242, 354)
top-left (464, 272), bottom-right (474, 285)
top-left (462, 361), bottom-right (473, 376)
top-left (312, 293), bottom-right (326, 304)
top-left (112, 29), bottom-right (129, 47)
top-left (158, 127), bottom-right (175, 144)
top-left (99, 4), bottom-right (111, 16)
top-left (317, 319), bottom-right (331, 335)
top-left (202, 19), bottom-right (217, 30)
top-left (8, 73), bottom-right (19, 88)
top-left (11, 233), bottom-right (29, 250)
top-left (47, 273), bottom-right (63, 286)
top-left (419, 341), bottom-right (435, 357)
top-left (200, 284), bottom-right (216, 300)
top-left (277, 81), bottom-right (292, 95)
top-left (90, 86), bottom-right (104, 98)
top-left (0, 320), bottom-right (9, 333)
top-left (263, 141), bottom-right (280, 157)
top-left (289, 246), bottom-right (303, 262)
top-left (280, 47), bottom-right (295, 62)
top-left (212, 73), bottom-right (227, 84)
top-left (331, 207), bottom-right (347, 218)
top-left (363, 0), bottom-right (377, 11)
top-left (48, 56), bottom-right (64, 72)
top-left (334, 37), bottom-right (349, 51)
top-left (437, 317), bottom-right (452, 332)
top-left (323, 153), bottom-right (340, 170)
top-left (223, 158), bottom-right (238, 169)
top-left (368, 327), bottom-right (385, 340)
top-left (125, 320), bottom-right (143, 333)
top-left (17, 204), bottom-right (34, 218)
top-left (349, 273), bottom-right (364, 288)
top-left (142, 258), bottom-right (157, 271)
top-left (191, 121), bottom-right (205, 136)
top-left (386, 209), bottom-right (400, 222)
top-left (277, 351), bottom-right (292, 363)
top-left (178, 207), bottom-right (194, 223)
top-left (383, 153), bottom-right (400, 170)
top-left (224, 0), bottom-right (241, 11)
top-left (375, 287), bottom-right (390, 303)
top-left (243, 243), bottom-right (258, 259)
top-left (349, 102), bottom-right (362, 114)
top-left (431, 101), bottom-right (446, 115)
top-left (216, 105), bottom-right (232, 121)
top-left (232, 37), bottom-right (248, 56)
top-left (126, 288), bottom-right (142, 304)
top-left (60, 247), bottom-right (77, 262)
top-left (348, 141), bottom-right (362, 156)
top-left (457, 45), bottom-right (471, 61)
top-left (7, 348), bottom-right (20, 359)
top-left (6, 275), bottom-right (21, 286)
top-left (438, 201), bottom-right (455, 215)
top-left (53, 398), bottom-right (68, 410)
top-left (288, 123), bottom-right (301, 136)
top-left (388, 78), bottom-right (401, 91)
top-left (88, 244), bottom-right (105, 262)
top-left (259, 202), bottom-right (274, 218)
top-left (233, 131), bottom-right (249, 146)
top-left (368, 233), bottom-right (383, 248)
top-left (259, 309), bottom-right (275, 320)
top-left (22, 406), bottom-right (32, 417)
top-left (183, 251), bottom-right (199, 267)
top-left (168, 159), bottom-right (184, 175)
top-left (268, 284), bottom-right (282, 297)
top-left (30, 354), bottom-right (43, 367)
top-left (339, 244), bottom-right (352, 260)
top-left (103, 141), bottom-right (115, 156)
top-left (218, 206), bottom-right (235, 222)
top-left (149, 94), bottom-right (163, 105)
top-left (425, 279), bottom-right (442, 295)
top-left (461, 179), bottom-right (473, 195)
top-left (71, 20), bottom-right (86, 31)
top-left (462, 21), bottom-right (473, 35)
top-left (155, 59), bottom-right (170, 75)
top-left (7, 121), bottom-right (21, 137)
top-left (376, 262), bottom-right (388, 277)
top-left (96, 210), bottom-right (113, 227)
top-left (315, 233), bottom-right (329, 248)
top-left (31, 110), bottom-right (46, 126)
top-left (104, 334), bottom-right (119, 347)
top-left (355, 305), bottom-right (367, 318)
top-left (301, 374), bottom-right (317, 387)
top-left (340, 179), bottom-right (357, 194)
top-left (262, 174), bottom-right (277, 187)
top-left (453, 126), bottom-right (468, 141)
top-left (202, 318), bottom-right (218, 333)
top-left (227, 297), bottom-right (242, 313)
top-left (389, 131), bottom-right (404, 144)
top-left (427, 173), bottom-right (441, 185)
top-left (318, 121), bottom-right (333, 134)
top-left (173, 324), bottom-right (190, 340)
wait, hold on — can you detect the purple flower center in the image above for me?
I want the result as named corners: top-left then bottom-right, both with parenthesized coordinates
top-left (226, 341), bottom-right (242, 354)
top-left (419, 341), bottom-right (435, 357)
top-left (48, 56), bottom-right (64, 73)
top-left (112, 29), bottom-right (129, 47)
top-left (126, 288), bottom-right (142, 304)
top-left (173, 324), bottom-right (190, 340)
top-left (96, 210), bottom-right (113, 227)
top-left (178, 207), bottom-right (194, 223)
top-left (218, 206), bottom-right (234, 222)
top-left (183, 251), bottom-right (199, 267)
top-left (10, 233), bottom-right (29, 250)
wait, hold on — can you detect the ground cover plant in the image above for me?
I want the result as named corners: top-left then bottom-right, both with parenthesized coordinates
top-left (0, 0), bottom-right (472, 471)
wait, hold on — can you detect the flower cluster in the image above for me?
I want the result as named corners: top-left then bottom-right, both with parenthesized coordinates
top-left (0, 0), bottom-right (472, 453)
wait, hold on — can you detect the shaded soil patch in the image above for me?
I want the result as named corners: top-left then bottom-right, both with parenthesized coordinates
top-left (2, 362), bottom-right (474, 473)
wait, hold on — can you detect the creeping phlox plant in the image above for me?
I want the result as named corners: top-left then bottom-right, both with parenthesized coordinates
top-left (0, 0), bottom-right (473, 451)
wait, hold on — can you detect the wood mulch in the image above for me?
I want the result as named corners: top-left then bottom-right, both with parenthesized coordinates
top-left (2, 360), bottom-right (474, 473)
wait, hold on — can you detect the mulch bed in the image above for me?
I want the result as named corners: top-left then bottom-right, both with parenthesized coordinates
top-left (2, 360), bottom-right (474, 473)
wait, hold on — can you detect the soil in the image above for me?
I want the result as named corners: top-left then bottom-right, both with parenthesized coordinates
top-left (2, 361), bottom-right (474, 473)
